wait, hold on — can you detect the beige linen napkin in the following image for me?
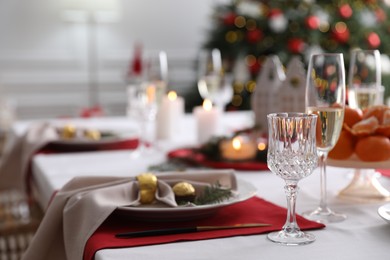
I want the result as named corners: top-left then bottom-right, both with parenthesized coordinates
top-left (22, 170), bottom-right (237, 260)
top-left (0, 122), bottom-right (58, 191)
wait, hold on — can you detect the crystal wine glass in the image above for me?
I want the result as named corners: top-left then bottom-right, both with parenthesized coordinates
top-left (302, 53), bottom-right (347, 223)
top-left (267, 112), bottom-right (318, 245)
top-left (197, 48), bottom-right (233, 111)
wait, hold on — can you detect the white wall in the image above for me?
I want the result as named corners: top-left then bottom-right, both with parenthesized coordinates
top-left (0, 0), bottom-right (228, 119)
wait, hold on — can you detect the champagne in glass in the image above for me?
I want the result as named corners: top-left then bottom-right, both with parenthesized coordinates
top-left (267, 113), bottom-right (318, 245)
top-left (303, 53), bottom-right (347, 223)
top-left (348, 49), bottom-right (382, 110)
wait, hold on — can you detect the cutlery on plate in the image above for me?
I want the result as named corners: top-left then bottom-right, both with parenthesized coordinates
top-left (115, 223), bottom-right (271, 238)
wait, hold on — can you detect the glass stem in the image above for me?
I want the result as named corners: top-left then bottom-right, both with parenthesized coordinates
top-left (319, 152), bottom-right (328, 210)
top-left (283, 180), bottom-right (300, 234)
top-left (138, 119), bottom-right (149, 151)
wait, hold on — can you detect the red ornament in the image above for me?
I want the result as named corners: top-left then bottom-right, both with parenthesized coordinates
top-left (249, 61), bottom-right (261, 75)
top-left (339, 4), bottom-right (353, 19)
top-left (306, 15), bottom-right (319, 30)
top-left (223, 12), bottom-right (236, 26)
top-left (375, 8), bottom-right (386, 22)
top-left (367, 32), bottom-right (381, 48)
top-left (268, 8), bottom-right (283, 18)
top-left (287, 38), bottom-right (305, 54)
top-left (332, 25), bottom-right (350, 43)
top-left (246, 29), bottom-right (263, 44)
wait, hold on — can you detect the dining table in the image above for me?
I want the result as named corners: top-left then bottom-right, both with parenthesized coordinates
top-left (9, 110), bottom-right (390, 260)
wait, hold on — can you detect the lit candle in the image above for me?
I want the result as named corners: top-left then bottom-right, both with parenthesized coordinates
top-left (220, 135), bottom-right (257, 161)
top-left (156, 91), bottom-right (185, 140)
top-left (193, 99), bottom-right (220, 144)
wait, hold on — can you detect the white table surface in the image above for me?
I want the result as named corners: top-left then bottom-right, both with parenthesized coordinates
top-left (24, 111), bottom-right (390, 260)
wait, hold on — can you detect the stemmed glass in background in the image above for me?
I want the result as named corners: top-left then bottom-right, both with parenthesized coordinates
top-left (338, 49), bottom-right (390, 202)
top-left (348, 49), bottom-right (382, 110)
top-left (197, 48), bottom-right (233, 111)
top-left (267, 113), bottom-right (318, 245)
top-left (127, 51), bottom-right (168, 155)
top-left (303, 53), bottom-right (347, 223)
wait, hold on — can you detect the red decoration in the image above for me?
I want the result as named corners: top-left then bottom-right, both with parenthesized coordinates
top-left (375, 8), bottom-right (386, 22)
top-left (127, 43), bottom-right (143, 79)
top-left (268, 8), bottom-right (283, 18)
top-left (246, 29), bottom-right (263, 44)
top-left (306, 15), bottom-right (319, 30)
top-left (223, 12), bottom-right (236, 26)
top-left (287, 38), bottom-right (305, 54)
top-left (80, 105), bottom-right (104, 118)
top-left (339, 4), bottom-right (353, 19)
top-left (367, 32), bottom-right (381, 48)
top-left (249, 61), bottom-right (261, 75)
top-left (332, 26), bottom-right (350, 43)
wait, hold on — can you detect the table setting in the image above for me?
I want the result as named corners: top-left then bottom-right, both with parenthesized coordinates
top-left (0, 52), bottom-right (389, 260)
top-left (10, 108), bottom-right (390, 260)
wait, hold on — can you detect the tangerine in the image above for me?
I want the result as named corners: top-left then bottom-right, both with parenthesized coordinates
top-left (329, 130), bottom-right (356, 160)
top-left (363, 105), bottom-right (390, 124)
top-left (355, 135), bottom-right (390, 162)
top-left (344, 106), bottom-right (363, 128)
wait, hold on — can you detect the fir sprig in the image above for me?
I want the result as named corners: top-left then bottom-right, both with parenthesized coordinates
top-left (194, 182), bottom-right (233, 205)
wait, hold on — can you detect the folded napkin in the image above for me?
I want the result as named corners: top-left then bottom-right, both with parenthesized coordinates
top-left (21, 170), bottom-right (237, 260)
top-left (0, 122), bottom-right (57, 191)
top-left (0, 122), bottom-right (138, 193)
top-left (84, 196), bottom-right (325, 260)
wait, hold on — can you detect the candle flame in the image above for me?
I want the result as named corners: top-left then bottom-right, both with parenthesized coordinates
top-left (146, 85), bottom-right (156, 103)
top-left (257, 142), bottom-right (266, 151)
top-left (167, 91), bottom-right (177, 101)
top-left (203, 99), bottom-right (213, 111)
top-left (232, 137), bottom-right (242, 150)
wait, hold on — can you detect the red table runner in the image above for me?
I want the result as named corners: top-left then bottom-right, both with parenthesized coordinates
top-left (167, 148), bottom-right (269, 171)
top-left (84, 197), bottom-right (325, 260)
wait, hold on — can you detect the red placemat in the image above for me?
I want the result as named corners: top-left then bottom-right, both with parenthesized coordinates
top-left (41, 138), bottom-right (139, 153)
top-left (27, 138), bottom-right (139, 197)
top-left (376, 169), bottom-right (390, 178)
top-left (84, 197), bottom-right (325, 260)
top-left (167, 148), bottom-right (269, 171)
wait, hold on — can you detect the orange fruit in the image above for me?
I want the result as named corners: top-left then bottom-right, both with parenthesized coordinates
top-left (376, 125), bottom-right (390, 137)
top-left (355, 135), bottom-right (390, 162)
top-left (329, 130), bottom-right (356, 160)
top-left (363, 105), bottom-right (390, 124)
top-left (344, 106), bottom-right (363, 128)
top-left (351, 116), bottom-right (379, 137)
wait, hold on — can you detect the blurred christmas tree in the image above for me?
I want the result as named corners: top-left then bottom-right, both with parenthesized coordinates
top-left (203, 0), bottom-right (390, 110)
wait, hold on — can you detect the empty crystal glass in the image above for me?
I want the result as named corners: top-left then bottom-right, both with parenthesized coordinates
top-left (267, 112), bottom-right (318, 245)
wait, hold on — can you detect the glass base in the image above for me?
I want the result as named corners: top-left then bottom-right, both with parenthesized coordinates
top-left (302, 207), bottom-right (346, 223)
top-left (267, 230), bottom-right (315, 246)
top-left (338, 169), bottom-right (390, 203)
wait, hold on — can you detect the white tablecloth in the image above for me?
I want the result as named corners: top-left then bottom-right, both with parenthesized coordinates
top-left (21, 111), bottom-right (390, 260)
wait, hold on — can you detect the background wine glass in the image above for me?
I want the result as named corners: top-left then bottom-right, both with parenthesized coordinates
top-left (337, 49), bottom-right (390, 202)
top-left (303, 53), bottom-right (347, 223)
top-left (197, 48), bottom-right (233, 111)
top-left (348, 49), bottom-right (382, 110)
top-left (267, 112), bottom-right (318, 245)
top-left (126, 51), bottom-right (168, 155)
top-left (127, 82), bottom-right (159, 155)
